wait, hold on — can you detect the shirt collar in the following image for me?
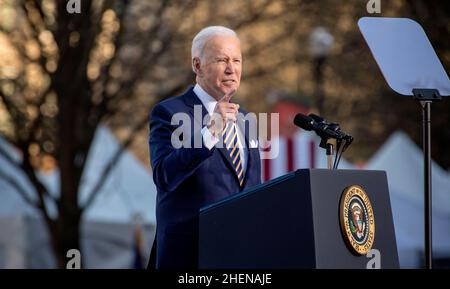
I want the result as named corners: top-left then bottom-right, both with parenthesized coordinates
top-left (193, 83), bottom-right (217, 116)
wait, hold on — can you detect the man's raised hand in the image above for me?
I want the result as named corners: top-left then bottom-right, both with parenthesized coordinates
top-left (208, 90), bottom-right (239, 136)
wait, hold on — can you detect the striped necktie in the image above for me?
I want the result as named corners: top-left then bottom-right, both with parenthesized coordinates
top-left (222, 122), bottom-right (244, 186)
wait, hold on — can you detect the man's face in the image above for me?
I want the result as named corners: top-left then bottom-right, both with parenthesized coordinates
top-left (194, 35), bottom-right (242, 100)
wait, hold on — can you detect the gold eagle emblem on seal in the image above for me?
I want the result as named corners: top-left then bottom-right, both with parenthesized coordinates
top-left (339, 185), bottom-right (375, 255)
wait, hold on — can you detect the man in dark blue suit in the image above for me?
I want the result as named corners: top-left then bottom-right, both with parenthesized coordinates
top-left (148, 26), bottom-right (261, 269)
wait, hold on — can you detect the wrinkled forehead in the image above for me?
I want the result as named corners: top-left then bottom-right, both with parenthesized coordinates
top-left (203, 35), bottom-right (242, 57)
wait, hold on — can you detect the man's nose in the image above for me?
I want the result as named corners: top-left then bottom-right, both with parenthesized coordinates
top-left (224, 62), bottom-right (235, 74)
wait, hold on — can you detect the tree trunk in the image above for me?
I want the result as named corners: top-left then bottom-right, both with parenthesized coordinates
top-left (49, 205), bottom-right (82, 269)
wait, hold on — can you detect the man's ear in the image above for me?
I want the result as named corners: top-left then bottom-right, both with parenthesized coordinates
top-left (192, 57), bottom-right (202, 75)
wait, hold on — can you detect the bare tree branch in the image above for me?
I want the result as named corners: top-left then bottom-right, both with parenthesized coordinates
top-left (229, 0), bottom-right (273, 30)
top-left (93, 0), bottom-right (130, 100)
top-left (244, 29), bottom-right (296, 59)
top-left (81, 79), bottom-right (189, 210)
top-left (20, 0), bottom-right (53, 75)
top-left (0, 134), bottom-right (55, 212)
top-left (103, 0), bottom-right (172, 99)
top-left (243, 56), bottom-right (296, 80)
top-left (0, 84), bottom-right (27, 137)
top-left (85, 0), bottom-right (136, 131)
top-left (0, 169), bottom-right (38, 208)
top-left (0, 139), bottom-right (22, 171)
top-left (80, 114), bottom-right (148, 210)
top-left (18, 142), bottom-right (56, 211)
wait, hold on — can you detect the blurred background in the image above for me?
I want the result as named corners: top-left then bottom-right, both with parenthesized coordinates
top-left (0, 0), bottom-right (449, 268)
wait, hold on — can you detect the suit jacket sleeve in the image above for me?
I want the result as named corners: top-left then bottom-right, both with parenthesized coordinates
top-left (149, 103), bottom-right (214, 192)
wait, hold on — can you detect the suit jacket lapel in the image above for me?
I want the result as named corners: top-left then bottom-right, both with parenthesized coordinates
top-left (184, 87), bottom-right (208, 127)
top-left (184, 87), bottom-right (242, 185)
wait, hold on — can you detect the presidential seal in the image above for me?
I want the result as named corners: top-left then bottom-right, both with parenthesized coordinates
top-left (339, 185), bottom-right (375, 255)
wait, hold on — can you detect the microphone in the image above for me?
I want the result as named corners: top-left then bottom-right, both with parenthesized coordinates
top-left (293, 113), bottom-right (342, 140)
top-left (293, 113), bottom-right (315, 130)
top-left (308, 113), bottom-right (353, 145)
top-left (294, 113), bottom-right (354, 169)
top-left (309, 113), bottom-right (325, 123)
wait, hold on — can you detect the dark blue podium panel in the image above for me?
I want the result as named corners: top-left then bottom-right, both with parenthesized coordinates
top-left (199, 169), bottom-right (399, 269)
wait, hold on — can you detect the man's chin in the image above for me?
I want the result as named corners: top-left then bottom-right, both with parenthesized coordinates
top-left (222, 86), bottom-right (239, 95)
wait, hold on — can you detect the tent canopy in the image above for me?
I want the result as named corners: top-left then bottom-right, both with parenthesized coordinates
top-left (366, 131), bottom-right (450, 268)
top-left (0, 125), bottom-right (157, 224)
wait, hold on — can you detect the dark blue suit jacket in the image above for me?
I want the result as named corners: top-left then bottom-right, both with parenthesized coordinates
top-left (149, 87), bottom-right (261, 269)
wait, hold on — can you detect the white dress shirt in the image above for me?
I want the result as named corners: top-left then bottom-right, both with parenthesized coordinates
top-left (194, 84), bottom-right (247, 173)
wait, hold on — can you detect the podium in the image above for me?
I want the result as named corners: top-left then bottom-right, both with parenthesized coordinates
top-left (199, 169), bottom-right (399, 269)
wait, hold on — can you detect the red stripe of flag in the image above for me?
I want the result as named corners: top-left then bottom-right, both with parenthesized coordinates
top-left (263, 158), bottom-right (271, 181)
top-left (287, 137), bottom-right (294, 172)
top-left (262, 142), bottom-right (272, 181)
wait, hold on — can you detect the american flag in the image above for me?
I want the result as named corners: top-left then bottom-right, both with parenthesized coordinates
top-left (260, 130), bottom-right (319, 182)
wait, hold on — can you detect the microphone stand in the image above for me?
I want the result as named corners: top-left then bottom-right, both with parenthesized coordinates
top-left (326, 139), bottom-right (336, 170)
top-left (334, 139), bottom-right (347, 169)
top-left (326, 143), bottom-right (334, 170)
top-left (320, 138), bottom-right (336, 170)
top-left (301, 114), bottom-right (353, 170)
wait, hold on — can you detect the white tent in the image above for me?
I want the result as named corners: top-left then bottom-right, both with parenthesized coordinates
top-left (0, 126), bottom-right (157, 268)
top-left (366, 131), bottom-right (450, 268)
